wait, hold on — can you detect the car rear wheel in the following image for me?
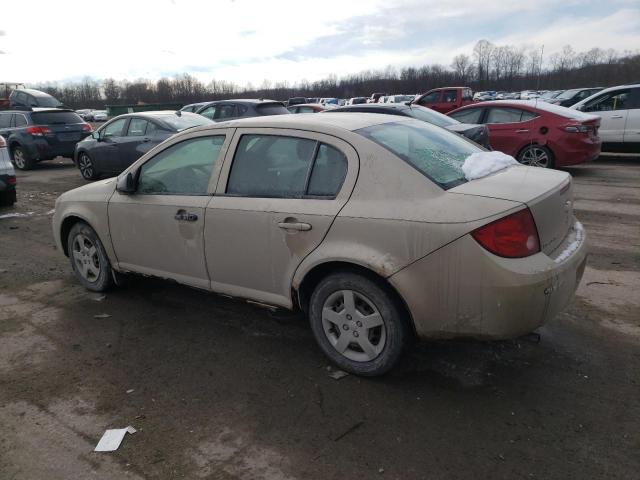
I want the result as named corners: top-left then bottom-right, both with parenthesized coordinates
top-left (78, 152), bottom-right (99, 180)
top-left (309, 272), bottom-right (409, 376)
top-left (518, 145), bottom-right (554, 168)
top-left (11, 146), bottom-right (34, 170)
top-left (67, 222), bottom-right (114, 292)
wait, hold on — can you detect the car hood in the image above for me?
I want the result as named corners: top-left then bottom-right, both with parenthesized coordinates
top-left (57, 177), bottom-right (117, 204)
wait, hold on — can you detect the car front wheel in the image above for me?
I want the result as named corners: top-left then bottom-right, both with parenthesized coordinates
top-left (309, 272), bottom-right (409, 376)
top-left (67, 222), bottom-right (114, 292)
top-left (77, 152), bottom-right (99, 180)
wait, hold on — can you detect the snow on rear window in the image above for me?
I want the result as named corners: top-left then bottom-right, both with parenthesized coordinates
top-left (461, 151), bottom-right (520, 181)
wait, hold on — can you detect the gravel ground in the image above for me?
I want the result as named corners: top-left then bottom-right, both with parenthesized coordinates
top-left (0, 156), bottom-right (638, 480)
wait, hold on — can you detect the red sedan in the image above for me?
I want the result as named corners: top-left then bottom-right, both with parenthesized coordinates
top-left (448, 100), bottom-right (601, 168)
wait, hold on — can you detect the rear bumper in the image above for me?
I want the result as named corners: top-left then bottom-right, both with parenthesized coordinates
top-left (25, 139), bottom-right (80, 161)
top-left (389, 219), bottom-right (588, 339)
top-left (552, 137), bottom-right (601, 166)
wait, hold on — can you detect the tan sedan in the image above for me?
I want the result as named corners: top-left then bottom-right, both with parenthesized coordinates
top-left (52, 113), bottom-right (587, 375)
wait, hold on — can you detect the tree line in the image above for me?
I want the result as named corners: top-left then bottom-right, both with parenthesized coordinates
top-left (34, 40), bottom-right (640, 109)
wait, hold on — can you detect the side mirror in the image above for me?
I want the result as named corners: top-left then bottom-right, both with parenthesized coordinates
top-left (116, 171), bottom-right (137, 194)
top-left (91, 131), bottom-right (101, 141)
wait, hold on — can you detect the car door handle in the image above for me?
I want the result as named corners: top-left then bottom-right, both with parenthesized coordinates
top-left (175, 210), bottom-right (198, 222)
top-left (142, 137), bottom-right (151, 142)
top-left (610, 115), bottom-right (623, 119)
top-left (277, 220), bottom-right (312, 231)
top-left (515, 129), bottom-right (530, 133)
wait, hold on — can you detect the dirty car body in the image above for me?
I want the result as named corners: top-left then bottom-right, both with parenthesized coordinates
top-left (52, 113), bottom-right (587, 375)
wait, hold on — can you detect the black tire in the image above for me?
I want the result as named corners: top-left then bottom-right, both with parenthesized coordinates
top-left (11, 145), bottom-right (35, 170)
top-left (517, 144), bottom-right (555, 168)
top-left (0, 190), bottom-right (16, 206)
top-left (67, 222), bottom-right (114, 292)
top-left (77, 151), bottom-right (99, 180)
top-left (309, 272), bottom-right (409, 376)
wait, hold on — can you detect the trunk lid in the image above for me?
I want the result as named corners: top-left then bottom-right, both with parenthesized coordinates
top-left (31, 110), bottom-right (88, 147)
top-left (450, 166), bottom-right (574, 254)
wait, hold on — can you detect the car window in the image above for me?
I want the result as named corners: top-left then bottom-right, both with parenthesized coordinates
top-left (145, 121), bottom-right (159, 135)
top-left (357, 120), bottom-right (480, 190)
top-left (199, 106), bottom-right (216, 120)
top-left (408, 106), bottom-right (458, 127)
top-left (0, 113), bottom-right (11, 128)
top-left (419, 91), bottom-right (440, 104)
top-left (102, 118), bottom-right (127, 138)
top-left (520, 110), bottom-right (537, 121)
top-left (462, 88), bottom-right (473, 101)
top-left (299, 106), bottom-right (315, 113)
top-left (449, 108), bottom-right (483, 124)
top-left (215, 104), bottom-right (236, 119)
top-left (227, 135), bottom-right (316, 198)
top-left (307, 144), bottom-right (348, 197)
top-left (127, 118), bottom-right (148, 136)
top-left (584, 89), bottom-right (631, 112)
top-left (256, 103), bottom-right (289, 116)
top-left (13, 114), bottom-right (27, 127)
top-left (287, 106), bottom-right (298, 113)
top-left (31, 111), bottom-right (82, 124)
top-left (138, 136), bottom-right (226, 195)
top-left (15, 91), bottom-right (27, 104)
top-left (486, 107), bottom-right (529, 124)
top-left (442, 90), bottom-right (457, 103)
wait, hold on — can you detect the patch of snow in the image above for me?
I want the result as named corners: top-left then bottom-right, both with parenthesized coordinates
top-left (0, 212), bottom-right (34, 219)
top-left (461, 151), bottom-right (520, 181)
top-left (555, 221), bottom-right (585, 264)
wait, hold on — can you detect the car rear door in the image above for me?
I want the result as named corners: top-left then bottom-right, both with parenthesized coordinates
top-left (482, 107), bottom-right (538, 156)
top-left (204, 128), bottom-right (358, 308)
top-left (108, 131), bottom-right (232, 289)
top-left (119, 118), bottom-right (168, 172)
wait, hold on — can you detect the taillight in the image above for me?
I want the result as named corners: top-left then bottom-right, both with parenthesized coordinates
top-left (471, 208), bottom-right (540, 258)
top-left (82, 123), bottom-right (93, 132)
top-left (564, 124), bottom-right (589, 133)
top-left (0, 135), bottom-right (5, 147)
top-left (26, 125), bottom-right (52, 136)
top-left (7, 176), bottom-right (16, 185)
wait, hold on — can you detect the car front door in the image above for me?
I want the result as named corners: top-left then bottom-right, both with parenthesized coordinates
top-left (482, 107), bottom-right (538, 156)
top-left (622, 87), bottom-right (640, 150)
top-left (582, 88), bottom-right (631, 145)
top-left (205, 129), bottom-right (358, 308)
top-left (416, 91), bottom-right (441, 111)
top-left (92, 118), bottom-right (128, 174)
top-left (108, 131), bottom-right (231, 289)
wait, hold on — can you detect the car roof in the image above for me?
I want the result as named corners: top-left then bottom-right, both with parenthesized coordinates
top-left (455, 100), bottom-right (598, 121)
top-left (117, 110), bottom-right (198, 119)
top-left (4, 107), bottom-right (73, 114)
top-left (188, 112), bottom-right (407, 135)
top-left (291, 103), bottom-right (324, 108)
top-left (334, 103), bottom-right (409, 112)
top-left (201, 98), bottom-right (283, 106)
top-left (17, 88), bottom-right (55, 97)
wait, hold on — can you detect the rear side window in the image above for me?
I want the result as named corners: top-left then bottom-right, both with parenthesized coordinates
top-left (449, 108), bottom-right (483, 124)
top-left (357, 120), bottom-right (480, 189)
top-left (256, 103), bottom-right (289, 116)
top-left (216, 105), bottom-right (236, 119)
top-left (14, 114), bottom-right (27, 127)
top-left (462, 88), bottom-right (473, 100)
top-left (127, 118), bottom-right (148, 136)
top-left (31, 111), bottom-right (82, 124)
top-left (442, 90), bottom-right (457, 103)
top-left (485, 107), bottom-right (533, 124)
top-left (227, 135), bottom-right (347, 198)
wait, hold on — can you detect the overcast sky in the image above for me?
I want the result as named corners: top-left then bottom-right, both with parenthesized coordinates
top-left (1, 0), bottom-right (638, 86)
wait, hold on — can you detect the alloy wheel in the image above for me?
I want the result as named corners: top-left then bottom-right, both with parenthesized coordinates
top-left (78, 153), bottom-right (94, 179)
top-left (520, 146), bottom-right (550, 168)
top-left (322, 289), bottom-right (387, 362)
top-left (12, 148), bottom-right (26, 169)
top-left (71, 233), bottom-right (101, 282)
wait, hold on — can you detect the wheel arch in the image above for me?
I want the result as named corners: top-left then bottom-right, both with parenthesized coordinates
top-left (60, 215), bottom-right (91, 257)
top-left (294, 260), bottom-right (417, 337)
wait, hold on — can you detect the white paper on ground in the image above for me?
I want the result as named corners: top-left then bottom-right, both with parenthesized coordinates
top-left (94, 425), bottom-right (137, 452)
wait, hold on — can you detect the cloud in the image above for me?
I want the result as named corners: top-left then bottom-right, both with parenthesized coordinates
top-left (0, 0), bottom-right (637, 85)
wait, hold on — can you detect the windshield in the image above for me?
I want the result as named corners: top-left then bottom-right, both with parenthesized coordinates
top-left (406, 106), bottom-right (459, 127)
top-left (157, 113), bottom-right (213, 131)
top-left (357, 120), bottom-right (481, 189)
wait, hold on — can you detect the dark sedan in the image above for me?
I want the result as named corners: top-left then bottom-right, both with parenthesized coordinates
top-left (74, 111), bottom-right (212, 180)
top-left (195, 99), bottom-right (290, 122)
top-left (326, 103), bottom-right (491, 148)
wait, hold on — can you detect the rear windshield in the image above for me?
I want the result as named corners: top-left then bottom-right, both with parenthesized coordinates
top-left (357, 120), bottom-right (481, 189)
top-left (31, 111), bottom-right (83, 124)
top-left (36, 96), bottom-right (63, 108)
top-left (407, 106), bottom-right (458, 127)
top-left (257, 103), bottom-right (289, 116)
top-left (156, 113), bottom-right (212, 131)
